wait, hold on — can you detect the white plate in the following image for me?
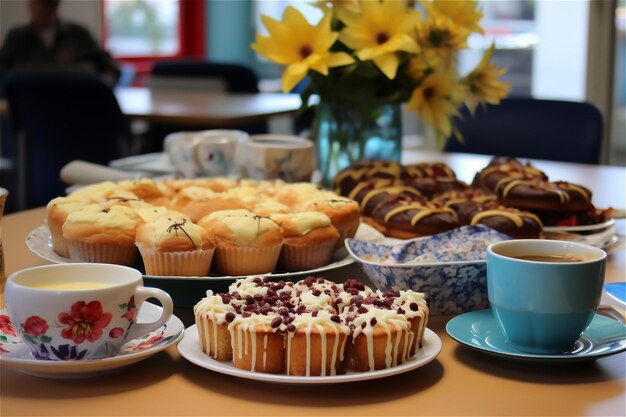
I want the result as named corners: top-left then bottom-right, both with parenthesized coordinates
top-left (542, 218), bottom-right (615, 233)
top-left (177, 325), bottom-right (441, 384)
top-left (0, 303), bottom-right (184, 378)
top-left (26, 223), bottom-right (385, 281)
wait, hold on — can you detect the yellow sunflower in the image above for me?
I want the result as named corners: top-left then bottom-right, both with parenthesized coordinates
top-left (407, 71), bottom-right (466, 140)
top-left (252, 6), bottom-right (354, 93)
top-left (338, 0), bottom-right (421, 79)
top-left (421, 0), bottom-right (484, 36)
top-left (464, 44), bottom-right (511, 113)
top-left (417, 14), bottom-right (468, 70)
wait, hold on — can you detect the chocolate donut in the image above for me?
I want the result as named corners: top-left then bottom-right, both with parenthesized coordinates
top-left (333, 160), bottom-right (402, 197)
top-left (552, 181), bottom-right (593, 212)
top-left (403, 177), bottom-right (469, 199)
top-left (472, 158), bottom-right (548, 193)
top-left (401, 162), bottom-right (456, 181)
top-left (495, 177), bottom-right (570, 212)
top-left (462, 201), bottom-right (543, 239)
top-left (370, 195), bottom-right (460, 238)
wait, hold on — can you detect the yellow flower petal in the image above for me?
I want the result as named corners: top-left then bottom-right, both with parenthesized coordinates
top-left (282, 62), bottom-right (309, 93)
top-left (373, 53), bottom-right (399, 79)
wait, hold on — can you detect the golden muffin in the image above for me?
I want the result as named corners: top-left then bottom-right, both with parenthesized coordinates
top-left (62, 204), bottom-right (143, 265)
top-left (270, 212), bottom-right (340, 271)
top-left (135, 216), bottom-right (215, 277)
top-left (198, 209), bottom-right (283, 276)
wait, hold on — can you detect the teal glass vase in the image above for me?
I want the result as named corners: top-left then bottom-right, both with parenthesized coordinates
top-left (313, 101), bottom-right (402, 187)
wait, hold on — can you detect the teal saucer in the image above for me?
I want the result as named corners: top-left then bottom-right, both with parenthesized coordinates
top-left (446, 309), bottom-right (626, 362)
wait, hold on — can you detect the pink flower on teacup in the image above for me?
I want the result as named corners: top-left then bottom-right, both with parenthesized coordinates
top-left (58, 301), bottom-right (112, 344)
top-left (128, 332), bottom-right (165, 352)
top-left (121, 296), bottom-right (136, 322)
top-left (0, 315), bottom-right (16, 337)
top-left (21, 316), bottom-right (48, 336)
top-left (109, 327), bottom-right (124, 338)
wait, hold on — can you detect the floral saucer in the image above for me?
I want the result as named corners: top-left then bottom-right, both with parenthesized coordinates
top-left (446, 309), bottom-right (626, 363)
top-left (0, 303), bottom-right (183, 378)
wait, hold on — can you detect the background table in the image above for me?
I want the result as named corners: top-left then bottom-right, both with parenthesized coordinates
top-left (1, 153), bottom-right (625, 417)
top-left (114, 87), bottom-right (301, 126)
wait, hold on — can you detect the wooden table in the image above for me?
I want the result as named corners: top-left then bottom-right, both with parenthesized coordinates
top-left (114, 87), bottom-right (302, 126)
top-left (1, 154), bottom-right (625, 417)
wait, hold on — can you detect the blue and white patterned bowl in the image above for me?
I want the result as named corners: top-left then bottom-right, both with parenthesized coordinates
top-left (346, 225), bottom-right (513, 315)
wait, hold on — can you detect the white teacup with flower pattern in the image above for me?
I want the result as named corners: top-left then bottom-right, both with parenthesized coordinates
top-left (165, 129), bottom-right (248, 178)
top-left (242, 134), bottom-right (314, 182)
top-left (4, 263), bottom-right (173, 361)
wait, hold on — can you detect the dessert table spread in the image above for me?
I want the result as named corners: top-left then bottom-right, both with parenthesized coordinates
top-left (1, 152), bottom-right (625, 417)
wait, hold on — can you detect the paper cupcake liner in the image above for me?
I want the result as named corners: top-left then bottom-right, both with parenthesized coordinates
top-left (67, 241), bottom-right (138, 266)
top-left (278, 240), bottom-right (337, 272)
top-left (49, 226), bottom-right (70, 258)
top-left (213, 244), bottom-right (282, 276)
top-left (137, 244), bottom-right (214, 277)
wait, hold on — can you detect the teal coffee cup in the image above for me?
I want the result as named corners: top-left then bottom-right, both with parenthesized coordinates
top-left (487, 239), bottom-right (606, 354)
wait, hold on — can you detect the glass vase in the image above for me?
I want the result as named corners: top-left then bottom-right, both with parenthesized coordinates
top-left (314, 101), bottom-right (402, 187)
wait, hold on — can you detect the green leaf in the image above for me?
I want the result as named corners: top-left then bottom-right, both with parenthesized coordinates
top-left (40, 335), bottom-right (53, 343)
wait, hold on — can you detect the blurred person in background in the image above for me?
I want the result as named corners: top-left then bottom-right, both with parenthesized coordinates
top-left (0, 0), bottom-right (120, 84)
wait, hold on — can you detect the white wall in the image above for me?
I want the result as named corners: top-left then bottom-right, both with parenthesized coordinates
top-left (0, 0), bottom-right (103, 42)
top-left (532, 0), bottom-right (589, 100)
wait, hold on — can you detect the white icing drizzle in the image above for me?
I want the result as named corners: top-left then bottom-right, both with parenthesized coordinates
top-left (389, 290), bottom-right (429, 350)
top-left (287, 311), bottom-right (350, 376)
top-left (193, 291), bottom-right (235, 359)
top-left (228, 277), bottom-right (269, 297)
top-left (351, 308), bottom-right (411, 371)
top-left (227, 313), bottom-right (277, 372)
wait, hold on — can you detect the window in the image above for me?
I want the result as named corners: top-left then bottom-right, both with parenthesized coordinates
top-left (104, 0), bottom-right (181, 57)
top-left (102, 0), bottom-right (205, 82)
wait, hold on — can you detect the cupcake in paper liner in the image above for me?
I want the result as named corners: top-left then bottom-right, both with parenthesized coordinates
top-left (271, 212), bottom-right (340, 272)
top-left (46, 196), bottom-right (91, 257)
top-left (62, 204), bottom-right (143, 266)
top-left (198, 209), bottom-right (283, 276)
top-left (135, 215), bottom-right (215, 277)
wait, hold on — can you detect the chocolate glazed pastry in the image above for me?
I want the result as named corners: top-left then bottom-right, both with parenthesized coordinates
top-left (430, 188), bottom-right (497, 211)
top-left (495, 177), bottom-right (571, 212)
top-left (371, 195), bottom-right (460, 238)
top-left (472, 158), bottom-right (548, 193)
top-left (552, 181), bottom-right (594, 212)
top-left (460, 201), bottom-right (543, 239)
top-left (400, 162), bottom-right (457, 181)
top-left (332, 160), bottom-right (402, 197)
top-left (403, 177), bottom-right (469, 199)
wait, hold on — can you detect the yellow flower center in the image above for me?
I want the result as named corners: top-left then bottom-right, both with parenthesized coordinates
top-left (376, 32), bottom-right (390, 45)
top-left (428, 29), bottom-right (449, 47)
top-left (423, 87), bottom-right (435, 100)
top-left (299, 45), bottom-right (313, 59)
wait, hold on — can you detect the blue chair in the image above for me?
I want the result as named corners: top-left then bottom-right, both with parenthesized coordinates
top-left (150, 60), bottom-right (261, 93)
top-left (444, 98), bottom-right (603, 164)
top-left (5, 70), bottom-right (131, 208)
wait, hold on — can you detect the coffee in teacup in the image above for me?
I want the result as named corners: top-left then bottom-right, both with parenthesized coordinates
top-left (5, 263), bottom-right (174, 361)
top-left (487, 239), bottom-right (606, 354)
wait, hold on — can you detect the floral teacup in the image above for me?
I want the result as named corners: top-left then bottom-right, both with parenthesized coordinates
top-left (243, 134), bottom-right (314, 182)
top-left (165, 129), bottom-right (248, 178)
top-left (4, 263), bottom-right (173, 360)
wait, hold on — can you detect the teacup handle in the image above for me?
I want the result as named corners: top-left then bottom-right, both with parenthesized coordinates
top-left (125, 286), bottom-right (174, 341)
top-left (190, 138), bottom-right (205, 174)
